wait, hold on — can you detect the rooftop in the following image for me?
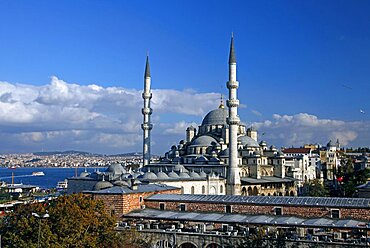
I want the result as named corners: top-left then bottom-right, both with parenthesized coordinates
top-left (145, 194), bottom-right (370, 208)
top-left (124, 209), bottom-right (368, 230)
top-left (84, 184), bottom-right (179, 195)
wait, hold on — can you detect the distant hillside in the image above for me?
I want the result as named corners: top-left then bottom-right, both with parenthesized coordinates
top-left (32, 151), bottom-right (146, 157)
top-left (33, 150), bottom-right (95, 156)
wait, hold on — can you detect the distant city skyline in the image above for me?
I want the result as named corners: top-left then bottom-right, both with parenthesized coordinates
top-left (0, 1), bottom-right (369, 154)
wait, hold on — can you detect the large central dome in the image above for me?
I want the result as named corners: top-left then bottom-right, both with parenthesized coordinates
top-left (201, 108), bottom-right (228, 126)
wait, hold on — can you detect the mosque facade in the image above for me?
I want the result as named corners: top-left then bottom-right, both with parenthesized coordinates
top-left (140, 36), bottom-right (297, 197)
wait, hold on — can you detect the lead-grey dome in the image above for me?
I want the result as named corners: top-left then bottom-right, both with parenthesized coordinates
top-left (238, 135), bottom-right (259, 147)
top-left (94, 181), bottom-right (113, 191)
top-left (142, 171), bottom-right (158, 180)
top-left (106, 163), bottom-right (126, 175)
top-left (191, 135), bottom-right (219, 147)
top-left (156, 171), bottom-right (169, 179)
top-left (168, 171), bottom-right (180, 178)
top-left (201, 108), bottom-right (228, 126)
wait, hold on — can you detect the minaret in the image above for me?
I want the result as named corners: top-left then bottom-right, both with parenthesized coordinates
top-left (141, 55), bottom-right (153, 167)
top-left (226, 34), bottom-right (241, 195)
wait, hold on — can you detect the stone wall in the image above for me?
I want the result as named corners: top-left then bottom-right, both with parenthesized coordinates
top-left (92, 188), bottom-right (181, 218)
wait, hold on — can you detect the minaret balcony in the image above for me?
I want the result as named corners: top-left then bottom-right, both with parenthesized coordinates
top-left (227, 116), bottom-right (240, 125)
top-left (142, 107), bottom-right (153, 115)
top-left (142, 92), bottom-right (152, 99)
top-left (227, 80), bottom-right (239, 89)
top-left (226, 99), bottom-right (239, 108)
top-left (141, 123), bottom-right (153, 130)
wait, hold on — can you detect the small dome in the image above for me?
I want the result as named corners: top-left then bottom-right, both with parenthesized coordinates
top-left (94, 181), bottom-right (113, 191)
top-left (201, 108), bottom-right (228, 126)
top-left (80, 171), bottom-right (90, 177)
top-left (179, 172), bottom-right (190, 178)
top-left (113, 180), bottom-right (130, 186)
top-left (199, 171), bottom-right (207, 177)
top-left (189, 171), bottom-right (200, 178)
top-left (238, 135), bottom-right (259, 147)
top-left (168, 171), bottom-right (180, 178)
top-left (191, 135), bottom-right (219, 147)
top-left (270, 145), bottom-right (277, 151)
top-left (142, 171), bottom-right (158, 180)
top-left (156, 171), bottom-right (169, 179)
top-left (106, 163), bottom-right (126, 175)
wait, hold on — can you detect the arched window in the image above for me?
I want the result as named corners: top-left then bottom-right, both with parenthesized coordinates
top-left (220, 185), bottom-right (223, 194)
top-left (202, 185), bottom-right (206, 194)
top-left (191, 186), bottom-right (195, 194)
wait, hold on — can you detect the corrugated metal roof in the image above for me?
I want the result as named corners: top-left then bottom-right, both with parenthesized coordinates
top-left (146, 194), bottom-right (370, 208)
top-left (124, 209), bottom-right (368, 229)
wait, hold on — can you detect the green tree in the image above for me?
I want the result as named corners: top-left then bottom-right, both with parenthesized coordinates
top-left (0, 194), bottom-right (146, 248)
top-left (304, 179), bottom-right (329, 197)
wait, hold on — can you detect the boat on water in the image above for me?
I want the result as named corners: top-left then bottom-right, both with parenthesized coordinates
top-left (56, 179), bottom-right (68, 190)
top-left (32, 171), bottom-right (45, 176)
top-left (8, 165), bottom-right (17, 169)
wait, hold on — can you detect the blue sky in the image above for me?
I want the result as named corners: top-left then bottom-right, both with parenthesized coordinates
top-left (0, 1), bottom-right (369, 154)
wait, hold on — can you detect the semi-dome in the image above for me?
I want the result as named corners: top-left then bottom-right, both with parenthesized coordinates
top-left (191, 135), bottom-right (219, 147)
top-left (94, 181), bottom-right (113, 191)
top-left (238, 135), bottom-right (259, 147)
top-left (106, 163), bottom-right (126, 175)
top-left (201, 108), bottom-right (228, 126)
top-left (156, 171), bottom-right (169, 179)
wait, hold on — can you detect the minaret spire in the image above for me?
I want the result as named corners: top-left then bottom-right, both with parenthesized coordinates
top-left (141, 54), bottom-right (153, 167)
top-left (226, 34), bottom-right (241, 195)
top-left (228, 33), bottom-right (236, 65)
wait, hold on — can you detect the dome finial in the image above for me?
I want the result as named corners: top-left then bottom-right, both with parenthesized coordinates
top-left (219, 94), bottom-right (225, 108)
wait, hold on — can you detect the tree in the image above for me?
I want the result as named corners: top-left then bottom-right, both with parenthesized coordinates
top-left (0, 193), bottom-right (146, 248)
top-left (303, 179), bottom-right (329, 197)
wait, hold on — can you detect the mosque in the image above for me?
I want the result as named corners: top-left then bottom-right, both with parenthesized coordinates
top-left (139, 36), bottom-right (296, 197)
top-left (67, 36), bottom-right (297, 197)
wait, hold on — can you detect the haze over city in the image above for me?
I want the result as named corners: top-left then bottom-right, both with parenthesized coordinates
top-left (0, 0), bottom-right (369, 154)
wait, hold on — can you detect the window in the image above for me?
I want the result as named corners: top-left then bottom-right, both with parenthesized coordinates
top-left (220, 185), bottom-right (223, 194)
top-left (331, 209), bottom-right (340, 219)
top-left (202, 186), bottom-right (205, 194)
top-left (159, 203), bottom-right (165, 210)
top-left (275, 207), bottom-right (282, 216)
top-left (225, 205), bottom-right (232, 213)
top-left (179, 204), bottom-right (186, 212)
top-left (139, 196), bottom-right (143, 203)
top-left (110, 209), bottom-right (115, 216)
top-left (191, 186), bottom-right (195, 194)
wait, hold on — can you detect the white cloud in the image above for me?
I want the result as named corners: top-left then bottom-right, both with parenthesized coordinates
top-left (253, 113), bottom-right (369, 147)
top-left (0, 77), bottom-right (219, 154)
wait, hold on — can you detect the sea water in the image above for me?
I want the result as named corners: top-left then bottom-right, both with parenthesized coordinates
top-left (0, 167), bottom-right (101, 189)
